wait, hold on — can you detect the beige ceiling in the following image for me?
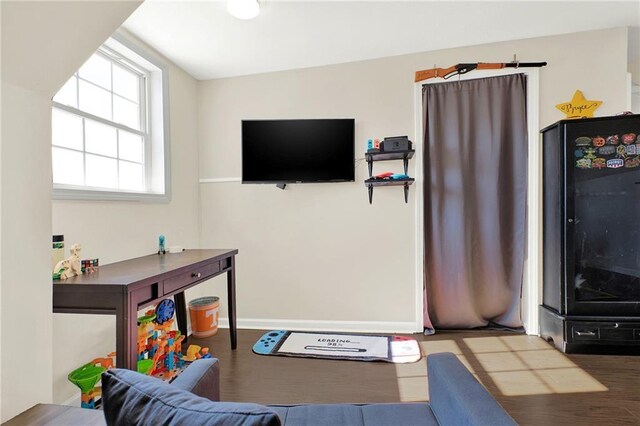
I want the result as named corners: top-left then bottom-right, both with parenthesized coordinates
top-left (123, 1), bottom-right (640, 81)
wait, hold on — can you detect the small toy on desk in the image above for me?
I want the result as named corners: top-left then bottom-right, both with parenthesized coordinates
top-left (52, 260), bottom-right (69, 280)
top-left (81, 258), bottom-right (99, 274)
top-left (52, 235), bottom-right (65, 278)
top-left (158, 235), bottom-right (166, 255)
top-left (53, 243), bottom-right (82, 280)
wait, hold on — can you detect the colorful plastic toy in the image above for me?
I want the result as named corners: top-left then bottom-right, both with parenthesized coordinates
top-left (184, 344), bottom-right (201, 361)
top-left (134, 298), bottom-right (209, 380)
top-left (71, 298), bottom-right (213, 409)
top-left (68, 352), bottom-right (115, 409)
top-left (155, 299), bottom-right (175, 324)
top-left (183, 344), bottom-right (212, 361)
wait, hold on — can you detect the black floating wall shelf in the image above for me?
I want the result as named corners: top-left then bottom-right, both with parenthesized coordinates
top-left (364, 149), bottom-right (415, 204)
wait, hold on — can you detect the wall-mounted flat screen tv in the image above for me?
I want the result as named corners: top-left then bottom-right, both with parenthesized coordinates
top-left (242, 119), bottom-right (355, 184)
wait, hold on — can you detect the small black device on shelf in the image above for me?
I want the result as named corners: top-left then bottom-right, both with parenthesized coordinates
top-left (364, 142), bottom-right (414, 204)
top-left (381, 136), bottom-right (411, 152)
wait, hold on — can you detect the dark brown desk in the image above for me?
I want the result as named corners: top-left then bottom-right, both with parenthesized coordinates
top-left (53, 249), bottom-right (238, 370)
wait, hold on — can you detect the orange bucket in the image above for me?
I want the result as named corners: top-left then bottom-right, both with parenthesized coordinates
top-left (188, 296), bottom-right (220, 338)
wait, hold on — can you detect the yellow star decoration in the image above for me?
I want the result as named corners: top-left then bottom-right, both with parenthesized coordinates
top-left (555, 90), bottom-right (602, 119)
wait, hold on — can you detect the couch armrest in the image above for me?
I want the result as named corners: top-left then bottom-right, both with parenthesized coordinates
top-left (427, 352), bottom-right (516, 426)
top-left (171, 358), bottom-right (220, 401)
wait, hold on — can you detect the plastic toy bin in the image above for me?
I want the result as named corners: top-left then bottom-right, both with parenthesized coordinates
top-left (188, 296), bottom-right (220, 338)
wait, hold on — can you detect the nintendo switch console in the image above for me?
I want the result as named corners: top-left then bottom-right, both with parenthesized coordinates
top-left (382, 136), bottom-right (411, 152)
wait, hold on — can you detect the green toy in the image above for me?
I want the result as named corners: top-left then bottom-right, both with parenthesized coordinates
top-left (68, 353), bottom-right (115, 409)
top-left (68, 363), bottom-right (106, 409)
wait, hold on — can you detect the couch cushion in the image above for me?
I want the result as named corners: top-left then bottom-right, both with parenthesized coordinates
top-left (171, 358), bottom-right (221, 401)
top-left (268, 403), bottom-right (437, 426)
top-left (102, 368), bottom-right (281, 426)
top-left (427, 353), bottom-right (516, 426)
top-left (362, 403), bottom-right (438, 426)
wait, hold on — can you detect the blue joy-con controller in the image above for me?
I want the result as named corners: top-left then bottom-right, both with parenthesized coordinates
top-left (252, 330), bottom-right (287, 355)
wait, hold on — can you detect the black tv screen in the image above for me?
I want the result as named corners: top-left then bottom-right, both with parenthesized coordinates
top-left (242, 119), bottom-right (355, 183)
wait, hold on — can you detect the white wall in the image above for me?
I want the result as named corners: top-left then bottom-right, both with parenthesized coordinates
top-left (51, 30), bottom-right (201, 404)
top-left (0, 6), bottom-right (4, 420)
top-left (0, 1), bottom-right (141, 421)
top-left (198, 28), bottom-right (629, 333)
top-left (630, 59), bottom-right (640, 112)
top-left (1, 81), bottom-right (53, 419)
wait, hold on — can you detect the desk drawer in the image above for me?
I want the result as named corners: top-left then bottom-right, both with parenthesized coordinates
top-left (134, 283), bottom-right (160, 308)
top-left (220, 257), bottom-right (231, 270)
top-left (163, 261), bottom-right (220, 294)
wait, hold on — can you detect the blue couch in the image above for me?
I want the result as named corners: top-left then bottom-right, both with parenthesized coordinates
top-left (101, 352), bottom-right (516, 426)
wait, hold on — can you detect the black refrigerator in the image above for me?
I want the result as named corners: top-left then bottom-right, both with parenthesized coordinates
top-left (540, 114), bottom-right (640, 353)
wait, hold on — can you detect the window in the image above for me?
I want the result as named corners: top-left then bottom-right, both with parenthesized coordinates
top-left (52, 33), bottom-right (170, 201)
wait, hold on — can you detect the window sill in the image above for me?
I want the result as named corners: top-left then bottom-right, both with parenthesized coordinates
top-left (53, 186), bottom-right (170, 203)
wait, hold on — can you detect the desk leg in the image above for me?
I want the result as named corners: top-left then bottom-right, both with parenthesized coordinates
top-left (174, 292), bottom-right (188, 339)
top-left (228, 256), bottom-right (237, 350)
top-left (116, 295), bottom-right (138, 370)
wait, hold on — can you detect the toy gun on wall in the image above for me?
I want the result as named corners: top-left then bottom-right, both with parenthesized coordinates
top-left (415, 62), bottom-right (547, 82)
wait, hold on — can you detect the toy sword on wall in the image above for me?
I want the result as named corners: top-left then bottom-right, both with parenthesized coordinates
top-left (415, 61), bottom-right (547, 82)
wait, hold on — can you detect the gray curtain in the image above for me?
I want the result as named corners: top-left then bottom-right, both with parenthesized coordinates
top-left (423, 74), bottom-right (527, 331)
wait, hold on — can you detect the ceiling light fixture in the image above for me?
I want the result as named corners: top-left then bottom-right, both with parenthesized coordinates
top-left (227, 0), bottom-right (260, 20)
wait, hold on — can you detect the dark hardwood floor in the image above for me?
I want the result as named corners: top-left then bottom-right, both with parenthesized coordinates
top-left (189, 328), bottom-right (640, 426)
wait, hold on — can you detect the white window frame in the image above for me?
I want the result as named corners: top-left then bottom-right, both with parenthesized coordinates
top-left (413, 68), bottom-right (541, 335)
top-left (52, 31), bottom-right (171, 202)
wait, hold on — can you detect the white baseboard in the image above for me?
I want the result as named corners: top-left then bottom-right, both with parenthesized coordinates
top-left (216, 318), bottom-right (419, 334)
top-left (61, 393), bottom-right (81, 407)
